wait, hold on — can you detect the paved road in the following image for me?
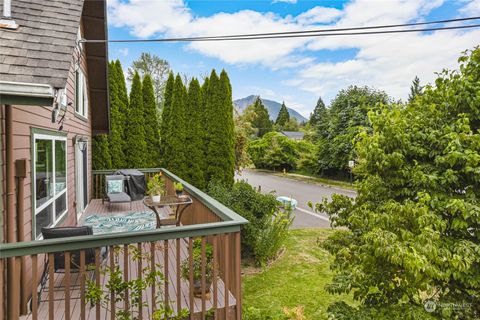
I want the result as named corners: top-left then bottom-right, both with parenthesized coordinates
top-left (236, 170), bottom-right (356, 229)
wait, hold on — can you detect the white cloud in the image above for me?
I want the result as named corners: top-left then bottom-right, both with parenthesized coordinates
top-left (295, 6), bottom-right (343, 25)
top-left (108, 0), bottom-right (480, 105)
top-left (118, 48), bottom-right (129, 56)
top-left (459, 0), bottom-right (480, 15)
top-left (272, 0), bottom-right (298, 3)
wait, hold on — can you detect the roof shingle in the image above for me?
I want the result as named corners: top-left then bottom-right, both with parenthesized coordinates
top-left (0, 0), bottom-right (84, 88)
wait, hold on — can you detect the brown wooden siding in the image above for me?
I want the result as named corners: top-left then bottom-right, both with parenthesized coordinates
top-left (0, 21), bottom-right (94, 315)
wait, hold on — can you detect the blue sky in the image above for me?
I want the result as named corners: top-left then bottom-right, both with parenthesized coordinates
top-left (107, 0), bottom-right (480, 117)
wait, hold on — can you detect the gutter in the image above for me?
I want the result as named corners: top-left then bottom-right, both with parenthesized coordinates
top-left (0, 81), bottom-right (54, 98)
top-left (0, 81), bottom-right (55, 107)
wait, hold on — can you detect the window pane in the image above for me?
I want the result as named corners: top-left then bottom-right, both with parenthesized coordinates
top-left (76, 70), bottom-right (83, 114)
top-left (36, 203), bottom-right (53, 238)
top-left (55, 140), bottom-right (66, 193)
top-left (55, 192), bottom-right (67, 219)
top-left (35, 139), bottom-right (53, 208)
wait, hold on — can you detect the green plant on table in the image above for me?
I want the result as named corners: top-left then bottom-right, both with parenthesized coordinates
top-left (174, 182), bottom-right (184, 195)
top-left (147, 173), bottom-right (165, 196)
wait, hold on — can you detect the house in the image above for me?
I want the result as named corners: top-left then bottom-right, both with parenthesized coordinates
top-left (0, 0), bottom-right (108, 317)
top-left (280, 131), bottom-right (304, 140)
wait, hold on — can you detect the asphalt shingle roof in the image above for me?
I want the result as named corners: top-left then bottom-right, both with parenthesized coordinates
top-left (0, 0), bottom-right (84, 88)
top-left (281, 131), bottom-right (305, 139)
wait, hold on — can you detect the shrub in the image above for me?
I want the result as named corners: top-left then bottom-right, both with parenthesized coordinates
top-left (248, 132), bottom-right (298, 171)
top-left (208, 181), bottom-right (293, 266)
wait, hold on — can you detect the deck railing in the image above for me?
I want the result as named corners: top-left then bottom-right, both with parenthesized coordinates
top-left (1, 168), bottom-right (248, 320)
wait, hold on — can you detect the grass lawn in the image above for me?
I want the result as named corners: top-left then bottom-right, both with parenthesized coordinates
top-left (242, 228), bottom-right (353, 319)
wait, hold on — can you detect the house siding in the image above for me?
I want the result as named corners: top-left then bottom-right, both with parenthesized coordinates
top-left (0, 21), bottom-right (93, 312)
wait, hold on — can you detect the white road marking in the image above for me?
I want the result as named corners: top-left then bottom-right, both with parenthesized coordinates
top-left (295, 207), bottom-right (330, 222)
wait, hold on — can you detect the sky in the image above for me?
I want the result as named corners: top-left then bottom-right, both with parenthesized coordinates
top-left (106, 0), bottom-right (480, 118)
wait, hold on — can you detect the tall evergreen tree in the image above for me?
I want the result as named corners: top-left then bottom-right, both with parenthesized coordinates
top-left (142, 74), bottom-right (161, 167)
top-left (275, 102), bottom-right (290, 127)
top-left (408, 76), bottom-right (423, 103)
top-left (310, 97), bottom-right (329, 138)
top-left (125, 72), bottom-right (147, 168)
top-left (164, 74), bottom-right (187, 177)
top-left (310, 97), bottom-right (326, 126)
top-left (92, 134), bottom-right (112, 170)
top-left (218, 70), bottom-right (235, 186)
top-left (160, 72), bottom-right (175, 166)
top-left (205, 70), bottom-right (235, 187)
top-left (107, 61), bottom-right (126, 169)
top-left (184, 78), bottom-right (206, 188)
top-left (251, 96), bottom-right (272, 137)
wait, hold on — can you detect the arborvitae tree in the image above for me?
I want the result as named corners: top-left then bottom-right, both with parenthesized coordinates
top-left (275, 102), bottom-right (290, 127)
top-left (184, 78), bottom-right (206, 188)
top-left (142, 74), bottom-right (161, 167)
top-left (92, 134), bottom-right (112, 170)
top-left (107, 60), bottom-right (126, 169)
top-left (251, 96), bottom-right (272, 137)
top-left (205, 70), bottom-right (235, 187)
top-left (160, 72), bottom-right (175, 167)
top-left (164, 74), bottom-right (187, 177)
top-left (408, 76), bottom-right (423, 103)
top-left (218, 70), bottom-right (235, 186)
top-left (124, 72), bottom-right (147, 168)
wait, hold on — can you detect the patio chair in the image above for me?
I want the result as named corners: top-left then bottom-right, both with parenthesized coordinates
top-left (104, 174), bottom-right (132, 210)
top-left (35, 226), bottom-right (107, 308)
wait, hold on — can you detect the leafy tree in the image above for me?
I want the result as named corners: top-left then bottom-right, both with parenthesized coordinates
top-left (313, 48), bottom-right (480, 319)
top-left (160, 72), bottom-right (175, 167)
top-left (107, 60), bottom-right (126, 169)
top-left (408, 75), bottom-right (423, 103)
top-left (234, 112), bottom-right (254, 172)
top-left (275, 102), bottom-right (290, 127)
top-left (184, 78), bottom-right (206, 189)
top-left (142, 74), bottom-right (161, 167)
top-left (317, 85), bottom-right (389, 176)
top-left (248, 132), bottom-right (298, 171)
top-left (92, 134), bottom-right (111, 170)
top-left (164, 74), bottom-right (187, 177)
top-left (127, 52), bottom-right (170, 109)
top-left (281, 117), bottom-right (300, 131)
top-left (124, 72), bottom-right (147, 168)
top-left (250, 97), bottom-right (272, 137)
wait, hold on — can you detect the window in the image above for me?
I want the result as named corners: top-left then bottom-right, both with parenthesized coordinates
top-left (75, 68), bottom-right (88, 118)
top-left (33, 133), bottom-right (68, 238)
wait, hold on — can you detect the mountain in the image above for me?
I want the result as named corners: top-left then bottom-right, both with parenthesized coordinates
top-left (233, 95), bottom-right (307, 123)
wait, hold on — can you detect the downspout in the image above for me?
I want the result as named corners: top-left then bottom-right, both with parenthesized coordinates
top-left (15, 158), bottom-right (27, 314)
top-left (5, 104), bottom-right (19, 319)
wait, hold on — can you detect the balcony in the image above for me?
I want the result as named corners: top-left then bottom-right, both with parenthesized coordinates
top-left (0, 168), bottom-right (247, 320)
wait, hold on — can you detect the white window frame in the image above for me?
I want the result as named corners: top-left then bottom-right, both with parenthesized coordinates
top-left (33, 133), bottom-right (68, 239)
top-left (75, 68), bottom-right (88, 118)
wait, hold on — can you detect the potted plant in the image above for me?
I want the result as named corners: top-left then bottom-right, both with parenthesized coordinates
top-left (181, 239), bottom-right (214, 298)
top-left (147, 174), bottom-right (165, 202)
top-left (174, 182), bottom-right (184, 197)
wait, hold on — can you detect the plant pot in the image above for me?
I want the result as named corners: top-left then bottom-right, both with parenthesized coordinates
top-left (193, 278), bottom-right (212, 298)
top-left (175, 190), bottom-right (183, 197)
top-left (152, 195), bottom-right (161, 202)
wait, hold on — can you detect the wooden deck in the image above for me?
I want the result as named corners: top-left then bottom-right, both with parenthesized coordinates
top-left (20, 199), bottom-right (236, 319)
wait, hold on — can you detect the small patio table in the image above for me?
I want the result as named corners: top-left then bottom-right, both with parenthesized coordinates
top-left (143, 195), bottom-right (193, 228)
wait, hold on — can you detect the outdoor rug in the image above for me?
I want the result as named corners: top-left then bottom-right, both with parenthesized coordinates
top-left (83, 212), bottom-right (156, 234)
